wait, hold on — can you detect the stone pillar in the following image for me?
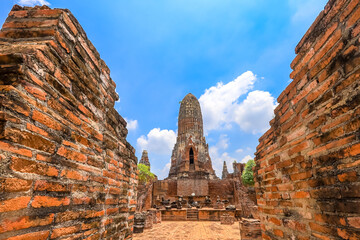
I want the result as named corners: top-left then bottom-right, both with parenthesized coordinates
top-left (239, 218), bottom-right (261, 240)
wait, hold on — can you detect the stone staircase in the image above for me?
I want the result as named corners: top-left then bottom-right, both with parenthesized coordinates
top-left (186, 209), bottom-right (199, 220)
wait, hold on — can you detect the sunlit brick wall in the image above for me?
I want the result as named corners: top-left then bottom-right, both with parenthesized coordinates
top-left (255, 0), bottom-right (360, 239)
top-left (0, 5), bottom-right (137, 240)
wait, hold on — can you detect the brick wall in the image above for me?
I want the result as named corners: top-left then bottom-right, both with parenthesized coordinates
top-left (0, 5), bottom-right (137, 240)
top-left (254, 0), bottom-right (360, 239)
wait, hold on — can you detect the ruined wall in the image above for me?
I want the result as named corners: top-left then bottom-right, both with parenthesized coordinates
top-left (255, 0), bottom-right (360, 239)
top-left (0, 5), bottom-right (137, 240)
top-left (153, 179), bottom-right (238, 205)
top-left (136, 182), bottom-right (154, 212)
top-left (208, 179), bottom-right (236, 203)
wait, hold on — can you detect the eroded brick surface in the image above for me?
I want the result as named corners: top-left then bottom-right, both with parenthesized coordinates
top-left (0, 5), bottom-right (137, 240)
top-left (255, 0), bottom-right (360, 239)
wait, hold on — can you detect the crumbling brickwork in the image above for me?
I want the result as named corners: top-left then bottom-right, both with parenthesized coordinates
top-left (0, 5), bottom-right (137, 240)
top-left (255, 0), bottom-right (360, 239)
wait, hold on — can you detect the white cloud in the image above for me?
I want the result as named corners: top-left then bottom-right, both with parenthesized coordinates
top-left (216, 134), bottom-right (229, 150)
top-left (233, 90), bottom-right (277, 134)
top-left (199, 71), bottom-right (277, 135)
top-left (137, 128), bottom-right (176, 155)
top-left (124, 118), bottom-right (138, 131)
top-left (199, 71), bottom-right (256, 132)
top-left (18, 0), bottom-right (50, 6)
top-left (235, 148), bottom-right (243, 153)
top-left (240, 155), bottom-right (253, 164)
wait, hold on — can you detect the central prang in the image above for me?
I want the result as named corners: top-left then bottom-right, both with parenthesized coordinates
top-left (167, 93), bottom-right (218, 180)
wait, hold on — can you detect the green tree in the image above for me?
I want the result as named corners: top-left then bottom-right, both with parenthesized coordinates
top-left (138, 163), bottom-right (155, 184)
top-left (241, 159), bottom-right (255, 186)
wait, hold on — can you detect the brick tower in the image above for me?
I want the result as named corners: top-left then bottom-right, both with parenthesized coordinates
top-left (167, 93), bottom-right (217, 179)
top-left (139, 150), bottom-right (150, 168)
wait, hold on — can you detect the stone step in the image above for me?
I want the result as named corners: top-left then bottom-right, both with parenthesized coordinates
top-left (186, 209), bottom-right (199, 220)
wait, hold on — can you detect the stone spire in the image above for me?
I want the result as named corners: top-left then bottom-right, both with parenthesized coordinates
top-left (167, 93), bottom-right (218, 180)
top-left (139, 150), bottom-right (150, 168)
top-left (222, 161), bottom-right (229, 179)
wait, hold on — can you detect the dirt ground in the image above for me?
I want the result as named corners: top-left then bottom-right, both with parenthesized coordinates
top-left (133, 221), bottom-right (241, 240)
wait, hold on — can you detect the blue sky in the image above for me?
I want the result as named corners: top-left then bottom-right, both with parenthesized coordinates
top-left (1, 0), bottom-right (328, 179)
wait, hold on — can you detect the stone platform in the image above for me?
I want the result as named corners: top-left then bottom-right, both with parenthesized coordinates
top-left (160, 208), bottom-right (240, 221)
top-left (133, 221), bottom-right (241, 240)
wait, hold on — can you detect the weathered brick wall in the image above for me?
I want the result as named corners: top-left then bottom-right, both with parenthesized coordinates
top-left (254, 0), bottom-right (360, 239)
top-left (0, 5), bottom-right (137, 240)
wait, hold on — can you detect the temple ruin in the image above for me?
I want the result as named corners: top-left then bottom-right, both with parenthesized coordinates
top-left (139, 93), bottom-right (257, 223)
top-left (168, 93), bottom-right (217, 180)
top-left (0, 0), bottom-right (359, 239)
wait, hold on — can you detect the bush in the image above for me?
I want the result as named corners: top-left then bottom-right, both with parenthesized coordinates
top-left (138, 163), bottom-right (155, 184)
top-left (241, 159), bottom-right (255, 186)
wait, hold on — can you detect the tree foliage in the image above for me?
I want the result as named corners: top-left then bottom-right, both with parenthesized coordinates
top-left (138, 163), bottom-right (155, 184)
top-left (241, 159), bottom-right (255, 186)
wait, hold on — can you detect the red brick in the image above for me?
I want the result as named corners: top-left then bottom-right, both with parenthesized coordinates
top-left (0, 214), bottom-right (54, 233)
top-left (51, 225), bottom-right (80, 239)
top-left (0, 196), bottom-right (31, 212)
top-left (309, 222), bottom-right (332, 234)
top-left (291, 191), bottom-right (310, 199)
top-left (338, 171), bottom-right (357, 182)
top-left (277, 183), bottom-right (294, 191)
top-left (35, 49), bottom-right (56, 72)
top-left (32, 110), bottom-right (63, 131)
top-left (31, 9), bottom-right (63, 18)
top-left (36, 153), bottom-right (52, 162)
top-left (0, 28), bottom-right (56, 39)
top-left (312, 232), bottom-right (331, 240)
top-left (309, 28), bottom-right (342, 69)
top-left (55, 211), bottom-right (84, 223)
top-left (0, 178), bottom-right (32, 192)
top-left (268, 217), bottom-right (281, 226)
top-left (0, 92), bottom-right (30, 117)
top-left (57, 146), bottom-right (87, 163)
top-left (8, 10), bottom-right (28, 18)
top-left (2, 128), bottom-right (55, 153)
top-left (60, 169), bottom-right (88, 181)
top-left (31, 195), bottom-right (70, 208)
top-left (24, 84), bottom-right (47, 101)
top-left (34, 180), bottom-right (71, 192)
top-left (7, 231), bottom-right (50, 240)
top-left (106, 207), bottom-right (119, 215)
top-left (288, 141), bottom-right (309, 156)
top-left (314, 22), bottom-right (338, 52)
top-left (62, 13), bottom-right (78, 36)
top-left (10, 157), bottom-right (59, 177)
top-left (348, 217), bottom-right (360, 228)
top-left (346, 4), bottom-right (360, 28)
top-left (290, 171), bottom-right (312, 181)
top-left (27, 70), bottom-right (44, 87)
top-left (73, 197), bottom-right (91, 205)
top-left (26, 123), bottom-right (49, 138)
top-left (54, 67), bottom-right (71, 88)
top-left (348, 142), bottom-right (360, 157)
top-left (273, 228), bottom-right (284, 237)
